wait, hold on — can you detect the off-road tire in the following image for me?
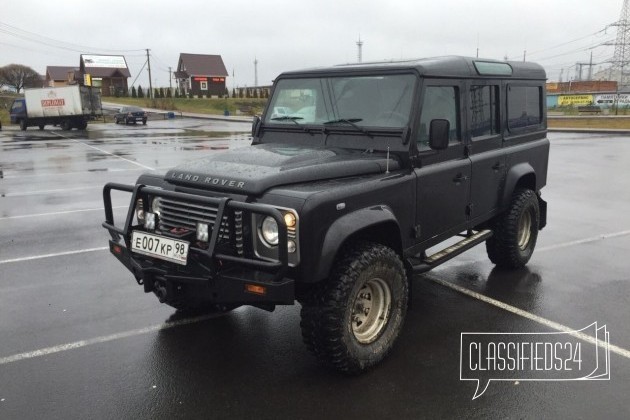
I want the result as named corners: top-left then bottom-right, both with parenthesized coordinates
top-left (486, 189), bottom-right (540, 269)
top-left (300, 241), bottom-right (408, 374)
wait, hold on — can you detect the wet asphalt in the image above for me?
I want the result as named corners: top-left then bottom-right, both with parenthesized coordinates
top-left (0, 120), bottom-right (629, 419)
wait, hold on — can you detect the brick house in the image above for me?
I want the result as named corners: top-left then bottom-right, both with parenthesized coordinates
top-left (174, 53), bottom-right (228, 97)
top-left (44, 66), bottom-right (79, 87)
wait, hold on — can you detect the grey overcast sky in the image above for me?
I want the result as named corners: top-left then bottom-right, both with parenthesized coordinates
top-left (0, 0), bottom-right (625, 88)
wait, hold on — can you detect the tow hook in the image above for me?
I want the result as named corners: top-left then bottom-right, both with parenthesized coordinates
top-left (154, 282), bottom-right (168, 303)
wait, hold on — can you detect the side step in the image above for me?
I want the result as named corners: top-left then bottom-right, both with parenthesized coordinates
top-left (409, 229), bottom-right (493, 274)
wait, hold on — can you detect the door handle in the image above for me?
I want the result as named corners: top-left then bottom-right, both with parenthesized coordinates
top-left (453, 173), bottom-right (469, 183)
top-left (492, 162), bottom-right (506, 171)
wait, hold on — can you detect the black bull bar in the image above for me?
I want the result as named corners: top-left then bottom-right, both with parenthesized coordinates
top-left (101, 183), bottom-right (293, 304)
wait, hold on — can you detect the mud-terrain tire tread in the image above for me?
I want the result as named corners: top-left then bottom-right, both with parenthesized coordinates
top-left (486, 188), bottom-right (540, 269)
top-left (300, 241), bottom-right (408, 374)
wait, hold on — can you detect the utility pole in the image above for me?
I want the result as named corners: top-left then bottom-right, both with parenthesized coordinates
top-left (168, 66), bottom-right (172, 89)
top-left (523, 49), bottom-right (526, 62)
top-left (357, 36), bottom-right (364, 63)
top-left (146, 48), bottom-right (153, 99)
top-left (254, 58), bottom-right (258, 87)
top-left (588, 51), bottom-right (593, 80)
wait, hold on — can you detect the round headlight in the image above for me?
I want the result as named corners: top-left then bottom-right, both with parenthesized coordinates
top-left (261, 216), bottom-right (279, 246)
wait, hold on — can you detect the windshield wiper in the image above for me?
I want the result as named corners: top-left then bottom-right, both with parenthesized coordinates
top-left (270, 116), bottom-right (303, 125)
top-left (323, 118), bottom-right (372, 137)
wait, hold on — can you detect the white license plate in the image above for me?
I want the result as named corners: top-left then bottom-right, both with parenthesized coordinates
top-left (131, 231), bottom-right (189, 265)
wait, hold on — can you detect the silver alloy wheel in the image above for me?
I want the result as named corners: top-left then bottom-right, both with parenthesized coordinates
top-left (517, 210), bottom-right (532, 250)
top-left (351, 277), bottom-right (392, 344)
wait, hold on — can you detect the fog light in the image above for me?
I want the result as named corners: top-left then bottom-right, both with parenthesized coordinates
top-left (197, 222), bottom-right (209, 242)
top-left (288, 240), bottom-right (297, 254)
top-left (144, 212), bottom-right (156, 230)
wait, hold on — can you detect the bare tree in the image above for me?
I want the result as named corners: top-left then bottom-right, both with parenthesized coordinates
top-left (0, 64), bottom-right (41, 93)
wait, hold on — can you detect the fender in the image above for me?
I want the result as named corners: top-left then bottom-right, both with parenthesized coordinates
top-left (501, 162), bottom-right (536, 209)
top-left (315, 205), bottom-right (401, 281)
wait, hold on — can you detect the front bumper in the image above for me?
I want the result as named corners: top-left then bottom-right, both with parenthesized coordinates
top-left (102, 182), bottom-right (294, 305)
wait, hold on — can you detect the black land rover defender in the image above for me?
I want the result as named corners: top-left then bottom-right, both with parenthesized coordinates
top-left (103, 56), bottom-right (549, 373)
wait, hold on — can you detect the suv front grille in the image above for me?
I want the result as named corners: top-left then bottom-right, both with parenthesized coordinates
top-left (156, 197), bottom-right (231, 241)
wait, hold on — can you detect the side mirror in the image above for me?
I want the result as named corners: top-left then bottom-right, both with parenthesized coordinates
top-left (429, 119), bottom-right (450, 150)
top-left (252, 115), bottom-right (262, 138)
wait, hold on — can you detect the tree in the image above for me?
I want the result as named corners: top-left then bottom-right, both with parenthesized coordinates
top-left (131, 86), bottom-right (137, 98)
top-left (138, 85), bottom-right (144, 98)
top-left (0, 64), bottom-right (41, 93)
top-left (232, 88), bottom-right (236, 98)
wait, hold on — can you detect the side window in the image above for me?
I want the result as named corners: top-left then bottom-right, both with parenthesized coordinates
top-left (418, 86), bottom-right (460, 149)
top-left (507, 86), bottom-right (542, 130)
top-left (470, 85), bottom-right (499, 138)
top-left (11, 101), bottom-right (23, 111)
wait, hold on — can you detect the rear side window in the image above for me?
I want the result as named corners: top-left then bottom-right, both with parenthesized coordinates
top-left (470, 85), bottom-right (499, 138)
top-left (507, 86), bottom-right (542, 130)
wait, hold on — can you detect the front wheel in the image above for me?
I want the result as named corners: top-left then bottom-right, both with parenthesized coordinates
top-left (300, 242), bottom-right (409, 374)
top-left (486, 189), bottom-right (540, 268)
top-left (19, 119), bottom-right (27, 131)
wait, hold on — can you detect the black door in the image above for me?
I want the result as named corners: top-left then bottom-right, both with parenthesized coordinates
top-left (467, 83), bottom-right (506, 222)
top-left (414, 83), bottom-right (471, 243)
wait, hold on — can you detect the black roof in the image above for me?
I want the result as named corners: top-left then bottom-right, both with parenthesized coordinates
top-left (278, 56), bottom-right (546, 80)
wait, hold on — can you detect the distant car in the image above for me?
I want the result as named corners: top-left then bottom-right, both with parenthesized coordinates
top-left (115, 106), bottom-right (147, 125)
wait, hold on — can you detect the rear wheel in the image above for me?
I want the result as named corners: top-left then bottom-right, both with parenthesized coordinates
top-left (486, 189), bottom-right (540, 268)
top-left (38, 124), bottom-right (45, 130)
top-left (61, 119), bottom-right (72, 131)
top-left (300, 241), bottom-right (409, 374)
top-left (76, 120), bottom-right (88, 130)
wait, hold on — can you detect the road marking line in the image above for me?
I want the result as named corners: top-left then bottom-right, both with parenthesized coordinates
top-left (0, 247), bottom-right (108, 265)
top-left (0, 314), bottom-right (219, 366)
top-left (536, 229), bottom-right (630, 252)
top-left (424, 274), bottom-right (630, 360)
top-left (2, 168), bottom-right (146, 179)
top-left (0, 206), bottom-right (127, 221)
top-left (50, 131), bottom-right (154, 170)
top-left (72, 140), bottom-right (155, 170)
top-left (1, 186), bottom-right (101, 197)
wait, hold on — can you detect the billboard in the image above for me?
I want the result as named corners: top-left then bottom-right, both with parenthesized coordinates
top-left (557, 95), bottom-right (593, 106)
top-left (82, 55), bottom-right (127, 69)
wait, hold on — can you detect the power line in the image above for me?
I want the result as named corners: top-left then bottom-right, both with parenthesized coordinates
top-left (0, 21), bottom-right (145, 54)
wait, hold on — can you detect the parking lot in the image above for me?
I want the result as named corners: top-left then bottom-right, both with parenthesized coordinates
top-left (0, 121), bottom-right (629, 419)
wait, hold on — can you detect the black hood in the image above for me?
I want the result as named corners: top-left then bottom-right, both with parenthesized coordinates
top-left (165, 143), bottom-right (399, 195)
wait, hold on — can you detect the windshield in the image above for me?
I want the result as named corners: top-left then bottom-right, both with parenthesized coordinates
top-left (264, 74), bottom-right (416, 128)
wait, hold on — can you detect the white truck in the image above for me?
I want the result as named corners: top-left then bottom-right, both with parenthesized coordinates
top-left (10, 85), bottom-right (102, 131)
